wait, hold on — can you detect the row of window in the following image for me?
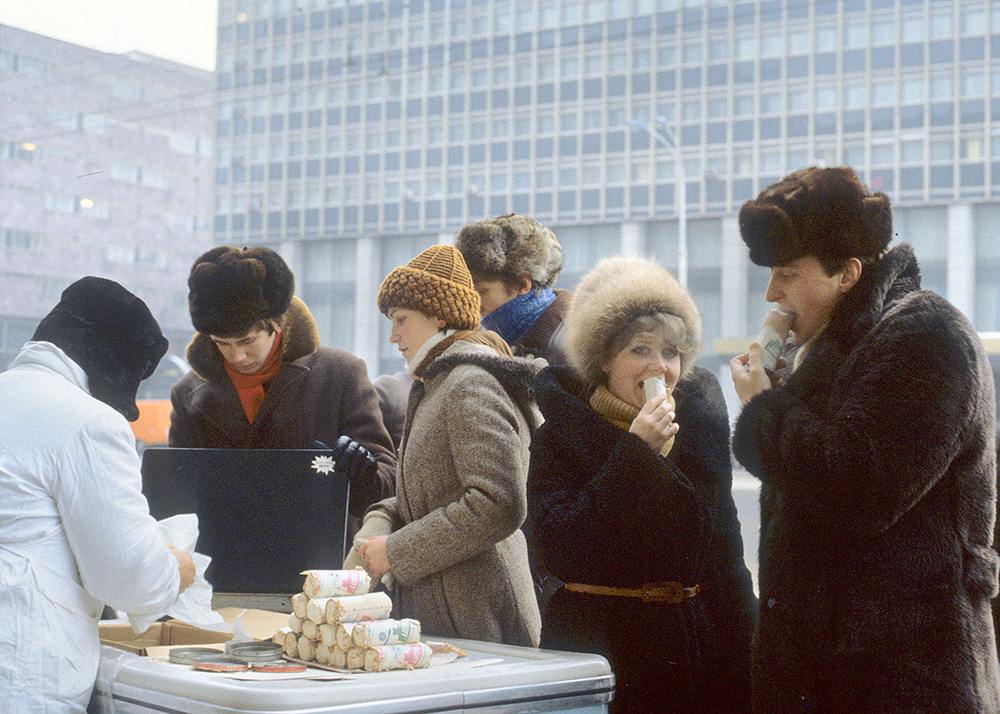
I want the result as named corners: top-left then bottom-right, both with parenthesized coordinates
top-left (219, 2), bottom-right (996, 49)
top-left (214, 160), bottom-right (1000, 236)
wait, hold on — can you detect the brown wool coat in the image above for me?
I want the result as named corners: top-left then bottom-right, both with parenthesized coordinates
top-left (168, 298), bottom-right (396, 521)
top-left (369, 340), bottom-right (542, 647)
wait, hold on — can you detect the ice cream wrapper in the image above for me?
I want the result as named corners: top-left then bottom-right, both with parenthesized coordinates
top-left (301, 568), bottom-right (372, 598)
top-left (324, 591), bottom-right (393, 625)
top-left (351, 618), bottom-right (421, 648)
top-left (363, 643), bottom-right (434, 672)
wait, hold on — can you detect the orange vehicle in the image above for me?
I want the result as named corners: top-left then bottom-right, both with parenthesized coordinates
top-left (130, 355), bottom-right (189, 452)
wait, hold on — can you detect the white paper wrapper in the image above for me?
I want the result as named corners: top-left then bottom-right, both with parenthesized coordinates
top-left (756, 310), bottom-right (792, 370)
top-left (346, 647), bottom-right (367, 670)
top-left (297, 635), bottom-right (317, 662)
top-left (335, 622), bottom-right (359, 650)
top-left (306, 596), bottom-right (337, 624)
top-left (351, 618), bottom-right (421, 648)
top-left (324, 592), bottom-right (392, 625)
top-left (282, 630), bottom-right (300, 658)
top-left (364, 643), bottom-right (434, 672)
top-left (301, 568), bottom-right (372, 598)
top-left (300, 618), bottom-right (321, 641)
top-left (319, 623), bottom-right (338, 648)
top-left (331, 646), bottom-right (347, 668)
top-left (291, 592), bottom-right (309, 620)
top-left (316, 642), bottom-right (332, 666)
top-left (287, 614), bottom-right (303, 634)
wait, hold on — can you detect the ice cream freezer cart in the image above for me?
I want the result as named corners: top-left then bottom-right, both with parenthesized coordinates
top-left (89, 637), bottom-right (614, 714)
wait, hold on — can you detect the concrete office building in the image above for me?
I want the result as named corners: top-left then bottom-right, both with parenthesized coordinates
top-left (0, 25), bottom-right (214, 368)
top-left (211, 0), bottom-right (1000, 380)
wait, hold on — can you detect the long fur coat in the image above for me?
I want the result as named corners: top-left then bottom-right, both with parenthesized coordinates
top-left (733, 243), bottom-right (999, 713)
top-left (529, 365), bottom-right (757, 714)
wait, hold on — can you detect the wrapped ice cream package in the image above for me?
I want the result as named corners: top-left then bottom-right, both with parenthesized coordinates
top-left (363, 643), bottom-right (434, 672)
top-left (351, 618), bottom-right (421, 648)
top-left (346, 647), bottom-right (367, 670)
top-left (324, 591), bottom-right (393, 624)
top-left (642, 377), bottom-right (666, 402)
top-left (335, 622), bottom-right (360, 650)
top-left (755, 310), bottom-right (792, 370)
top-left (301, 568), bottom-right (372, 598)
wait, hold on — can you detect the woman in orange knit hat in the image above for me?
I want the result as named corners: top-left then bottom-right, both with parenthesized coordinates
top-left (350, 244), bottom-right (542, 646)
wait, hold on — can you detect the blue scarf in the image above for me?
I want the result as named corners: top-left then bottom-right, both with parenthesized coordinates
top-left (481, 286), bottom-right (557, 344)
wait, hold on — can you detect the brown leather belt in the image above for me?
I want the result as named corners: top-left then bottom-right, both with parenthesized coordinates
top-left (564, 581), bottom-right (701, 604)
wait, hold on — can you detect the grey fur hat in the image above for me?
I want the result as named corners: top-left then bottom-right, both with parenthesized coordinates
top-left (455, 213), bottom-right (563, 287)
top-left (565, 257), bottom-right (701, 385)
top-left (739, 166), bottom-right (892, 267)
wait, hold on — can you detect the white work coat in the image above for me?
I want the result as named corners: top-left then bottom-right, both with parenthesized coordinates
top-left (0, 342), bottom-right (180, 713)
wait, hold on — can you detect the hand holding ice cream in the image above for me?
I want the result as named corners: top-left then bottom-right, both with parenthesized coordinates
top-left (730, 310), bottom-right (791, 405)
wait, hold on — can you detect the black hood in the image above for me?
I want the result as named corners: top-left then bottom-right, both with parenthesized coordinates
top-left (33, 276), bottom-right (168, 421)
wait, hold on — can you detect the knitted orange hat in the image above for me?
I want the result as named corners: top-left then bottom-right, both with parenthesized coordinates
top-left (376, 245), bottom-right (481, 330)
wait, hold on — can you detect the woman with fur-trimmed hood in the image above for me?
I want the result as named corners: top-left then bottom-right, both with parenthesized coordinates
top-left (169, 246), bottom-right (396, 526)
top-left (528, 257), bottom-right (757, 714)
top-left (351, 245), bottom-right (542, 647)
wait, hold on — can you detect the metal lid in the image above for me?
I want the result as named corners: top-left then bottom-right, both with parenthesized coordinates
top-left (225, 640), bottom-right (285, 662)
top-left (190, 655), bottom-right (250, 672)
top-left (168, 647), bottom-right (227, 665)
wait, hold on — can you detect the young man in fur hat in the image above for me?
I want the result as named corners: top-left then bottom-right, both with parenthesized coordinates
top-left (169, 246), bottom-right (396, 530)
top-left (0, 277), bottom-right (195, 712)
top-left (456, 213), bottom-right (570, 367)
top-left (729, 167), bottom-right (998, 713)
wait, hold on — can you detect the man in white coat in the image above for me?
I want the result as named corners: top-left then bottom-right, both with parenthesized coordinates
top-left (0, 277), bottom-right (196, 712)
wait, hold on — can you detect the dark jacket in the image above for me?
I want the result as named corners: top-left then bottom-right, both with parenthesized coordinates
top-left (510, 288), bottom-right (571, 367)
top-left (733, 244), bottom-right (999, 714)
top-left (169, 298), bottom-right (396, 522)
top-left (529, 365), bottom-right (757, 714)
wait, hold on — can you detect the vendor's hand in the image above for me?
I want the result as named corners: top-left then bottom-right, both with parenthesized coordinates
top-left (730, 343), bottom-right (785, 405)
top-left (357, 536), bottom-right (391, 580)
top-left (331, 435), bottom-right (377, 480)
top-left (629, 391), bottom-right (678, 454)
top-left (167, 544), bottom-right (195, 594)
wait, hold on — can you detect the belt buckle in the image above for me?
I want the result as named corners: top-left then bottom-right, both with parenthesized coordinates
top-left (641, 582), bottom-right (682, 603)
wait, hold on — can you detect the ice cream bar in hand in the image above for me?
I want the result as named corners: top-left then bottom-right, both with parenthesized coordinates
top-left (755, 310), bottom-right (792, 370)
top-left (643, 377), bottom-right (666, 402)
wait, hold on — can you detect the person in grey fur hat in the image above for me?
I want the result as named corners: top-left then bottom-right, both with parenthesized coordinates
top-left (0, 277), bottom-right (195, 711)
top-left (456, 213), bottom-right (571, 366)
top-left (730, 167), bottom-right (998, 713)
top-left (169, 246), bottom-right (396, 537)
top-left (528, 257), bottom-right (757, 714)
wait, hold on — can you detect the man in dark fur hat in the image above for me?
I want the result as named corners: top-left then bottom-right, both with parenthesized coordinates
top-left (169, 246), bottom-right (396, 532)
top-left (729, 166), bottom-right (998, 713)
top-left (0, 277), bottom-right (196, 711)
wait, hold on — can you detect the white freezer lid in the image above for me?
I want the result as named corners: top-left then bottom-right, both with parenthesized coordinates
top-left (94, 637), bottom-right (614, 714)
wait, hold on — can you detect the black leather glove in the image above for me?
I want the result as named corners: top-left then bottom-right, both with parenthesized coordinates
top-left (330, 435), bottom-right (377, 480)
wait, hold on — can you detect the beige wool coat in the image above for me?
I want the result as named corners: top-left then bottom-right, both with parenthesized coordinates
top-left (369, 340), bottom-right (542, 647)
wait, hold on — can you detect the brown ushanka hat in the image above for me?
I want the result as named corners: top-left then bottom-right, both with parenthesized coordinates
top-left (188, 245), bottom-right (294, 337)
top-left (739, 166), bottom-right (893, 267)
top-left (376, 245), bottom-right (480, 330)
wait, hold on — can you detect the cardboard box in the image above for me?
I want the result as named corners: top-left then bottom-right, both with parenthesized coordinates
top-left (99, 620), bottom-right (231, 658)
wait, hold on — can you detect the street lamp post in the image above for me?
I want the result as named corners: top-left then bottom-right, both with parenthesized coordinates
top-left (628, 117), bottom-right (687, 289)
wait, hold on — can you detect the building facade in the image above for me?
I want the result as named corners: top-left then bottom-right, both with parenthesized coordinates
top-left (210, 0), bottom-right (1000, 381)
top-left (0, 25), bottom-right (215, 369)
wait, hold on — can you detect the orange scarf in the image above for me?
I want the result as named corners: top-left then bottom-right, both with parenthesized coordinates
top-left (224, 331), bottom-right (283, 423)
